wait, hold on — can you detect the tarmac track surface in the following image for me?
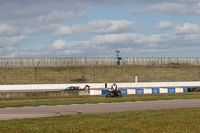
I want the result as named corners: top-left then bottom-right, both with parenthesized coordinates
top-left (0, 99), bottom-right (200, 120)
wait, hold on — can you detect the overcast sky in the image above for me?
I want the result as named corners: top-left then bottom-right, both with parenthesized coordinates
top-left (0, 0), bottom-right (200, 57)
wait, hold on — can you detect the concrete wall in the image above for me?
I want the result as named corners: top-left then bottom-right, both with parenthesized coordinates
top-left (0, 81), bottom-right (196, 97)
top-left (1, 57), bottom-right (200, 66)
top-left (1, 81), bottom-right (200, 91)
top-left (0, 83), bottom-right (105, 91)
top-left (0, 90), bottom-right (89, 98)
top-left (0, 87), bottom-right (187, 98)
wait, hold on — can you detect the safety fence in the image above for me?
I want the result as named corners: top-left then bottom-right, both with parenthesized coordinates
top-left (0, 63), bottom-right (200, 85)
top-left (1, 57), bottom-right (200, 66)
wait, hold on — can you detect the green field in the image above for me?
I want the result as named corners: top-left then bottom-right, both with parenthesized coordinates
top-left (0, 93), bottom-right (200, 108)
top-left (1, 93), bottom-right (200, 132)
top-left (0, 107), bottom-right (200, 132)
top-left (0, 64), bottom-right (199, 84)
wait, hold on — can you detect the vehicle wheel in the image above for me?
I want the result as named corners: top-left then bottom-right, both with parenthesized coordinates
top-left (106, 94), bottom-right (111, 98)
top-left (118, 94), bottom-right (122, 98)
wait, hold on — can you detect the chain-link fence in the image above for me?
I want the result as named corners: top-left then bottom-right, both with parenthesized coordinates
top-left (0, 62), bottom-right (200, 85)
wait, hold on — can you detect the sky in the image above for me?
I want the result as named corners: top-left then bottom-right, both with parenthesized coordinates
top-left (1, 0), bottom-right (200, 58)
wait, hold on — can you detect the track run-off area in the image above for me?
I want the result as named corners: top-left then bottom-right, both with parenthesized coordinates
top-left (0, 99), bottom-right (200, 120)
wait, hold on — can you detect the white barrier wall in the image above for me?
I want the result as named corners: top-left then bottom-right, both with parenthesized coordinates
top-left (114, 81), bottom-right (200, 88)
top-left (176, 88), bottom-right (184, 93)
top-left (90, 87), bottom-right (187, 95)
top-left (160, 88), bottom-right (168, 93)
top-left (0, 83), bottom-right (105, 91)
top-left (127, 89), bottom-right (136, 94)
top-left (0, 81), bottom-right (199, 91)
top-left (90, 90), bottom-right (102, 95)
top-left (144, 88), bottom-right (152, 94)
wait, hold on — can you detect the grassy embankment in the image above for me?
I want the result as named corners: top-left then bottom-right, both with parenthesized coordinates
top-left (0, 64), bottom-right (199, 84)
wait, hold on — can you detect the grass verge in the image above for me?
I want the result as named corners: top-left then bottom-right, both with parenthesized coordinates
top-left (0, 93), bottom-right (200, 108)
top-left (0, 64), bottom-right (199, 84)
top-left (0, 108), bottom-right (200, 132)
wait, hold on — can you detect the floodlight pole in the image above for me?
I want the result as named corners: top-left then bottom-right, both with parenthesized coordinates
top-left (115, 50), bottom-right (120, 58)
top-left (114, 50), bottom-right (120, 65)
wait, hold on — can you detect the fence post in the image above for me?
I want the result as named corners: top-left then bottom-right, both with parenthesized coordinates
top-left (35, 61), bottom-right (40, 84)
top-left (173, 61), bottom-right (179, 82)
top-left (4, 62), bottom-right (8, 84)
top-left (93, 61), bottom-right (98, 83)
top-left (121, 61), bottom-right (126, 82)
top-left (135, 76), bottom-right (138, 83)
top-left (65, 61), bottom-right (70, 83)
top-left (198, 66), bottom-right (200, 81)
top-left (147, 60), bottom-right (154, 82)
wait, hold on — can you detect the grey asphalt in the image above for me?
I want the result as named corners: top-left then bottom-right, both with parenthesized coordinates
top-left (0, 99), bottom-right (200, 120)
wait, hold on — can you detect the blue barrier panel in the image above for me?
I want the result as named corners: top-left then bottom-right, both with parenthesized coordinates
top-left (168, 88), bottom-right (175, 93)
top-left (102, 89), bottom-right (127, 95)
top-left (120, 89), bottom-right (127, 94)
top-left (152, 88), bottom-right (160, 93)
top-left (136, 89), bottom-right (144, 94)
top-left (183, 88), bottom-right (188, 93)
top-left (102, 90), bottom-right (109, 95)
